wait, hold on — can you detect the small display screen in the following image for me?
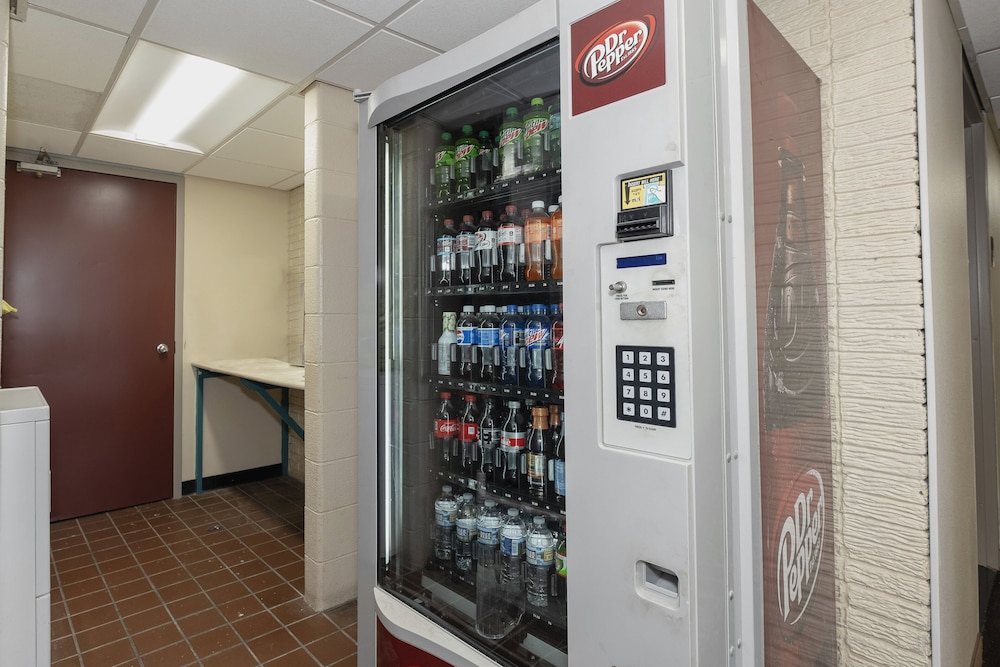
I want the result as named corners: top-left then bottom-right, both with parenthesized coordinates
top-left (617, 253), bottom-right (667, 269)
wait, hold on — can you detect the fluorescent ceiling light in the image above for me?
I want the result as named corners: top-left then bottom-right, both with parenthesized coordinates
top-left (93, 42), bottom-right (289, 154)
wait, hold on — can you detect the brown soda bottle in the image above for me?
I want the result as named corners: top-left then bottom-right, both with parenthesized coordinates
top-left (550, 196), bottom-right (563, 279)
top-left (524, 201), bottom-right (550, 281)
top-left (527, 405), bottom-right (550, 499)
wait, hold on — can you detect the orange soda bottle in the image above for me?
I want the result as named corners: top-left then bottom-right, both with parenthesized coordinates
top-left (524, 201), bottom-right (550, 281)
top-left (549, 196), bottom-right (562, 280)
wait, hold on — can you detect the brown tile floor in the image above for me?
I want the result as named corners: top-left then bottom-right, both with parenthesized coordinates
top-left (50, 477), bottom-right (358, 667)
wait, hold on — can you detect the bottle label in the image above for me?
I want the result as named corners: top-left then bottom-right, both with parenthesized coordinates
top-left (556, 550), bottom-right (567, 578)
top-left (457, 231), bottom-right (476, 253)
top-left (480, 428), bottom-right (499, 447)
top-left (552, 327), bottom-right (564, 349)
top-left (456, 519), bottom-right (477, 542)
top-left (434, 418), bottom-right (459, 438)
top-left (434, 149), bottom-right (454, 167)
top-left (525, 326), bottom-right (550, 349)
top-left (527, 543), bottom-right (554, 566)
top-left (435, 505), bottom-right (456, 527)
top-left (478, 327), bottom-right (499, 348)
top-left (475, 229), bottom-right (497, 251)
top-left (478, 523), bottom-right (500, 545)
top-left (498, 224), bottom-right (523, 246)
top-left (437, 346), bottom-right (451, 376)
top-left (555, 460), bottom-right (566, 496)
top-left (498, 125), bottom-right (522, 149)
top-left (525, 221), bottom-right (550, 244)
top-left (501, 535), bottom-right (524, 557)
top-left (460, 421), bottom-right (478, 442)
top-left (524, 117), bottom-right (549, 141)
top-left (455, 143), bottom-right (478, 162)
top-left (527, 453), bottom-right (547, 484)
top-left (551, 219), bottom-right (563, 241)
top-left (501, 431), bottom-right (526, 451)
top-left (457, 325), bottom-right (477, 346)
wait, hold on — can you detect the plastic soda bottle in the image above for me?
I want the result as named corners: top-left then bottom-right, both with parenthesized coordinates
top-left (551, 407), bottom-right (565, 507)
top-left (459, 394), bottom-right (480, 476)
top-left (457, 305), bottom-right (478, 380)
top-left (436, 218), bottom-right (458, 286)
top-left (497, 107), bottom-right (523, 181)
top-left (550, 303), bottom-right (564, 390)
top-left (455, 493), bottom-right (478, 574)
top-left (434, 132), bottom-right (455, 198)
top-left (475, 210), bottom-right (498, 284)
top-left (477, 130), bottom-right (495, 187)
top-left (525, 516), bottom-right (555, 607)
top-left (498, 204), bottom-right (524, 283)
top-left (475, 500), bottom-right (506, 639)
top-left (526, 405), bottom-right (550, 499)
top-left (500, 401), bottom-right (527, 490)
top-left (550, 196), bottom-right (563, 279)
top-left (458, 214), bottom-right (478, 285)
top-left (433, 393), bottom-right (458, 472)
top-left (524, 201), bottom-right (550, 282)
top-left (477, 305), bottom-right (500, 383)
top-left (548, 101), bottom-right (561, 169)
top-left (454, 125), bottom-right (480, 194)
top-left (554, 523), bottom-right (567, 599)
top-left (433, 485), bottom-right (458, 564)
top-left (437, 311), bottom-right (457, 377)
top-left (522, 97), bottom-right (550, 175)
top-left (525, 304), bottom-right (551, 389)
top-left (499, 304), bottom-right (524, 386)
top-left (478, 398), bottom-right (500, 486)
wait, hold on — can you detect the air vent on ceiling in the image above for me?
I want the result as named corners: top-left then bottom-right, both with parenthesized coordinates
top-left (9, 0), bottom-right (25, 22)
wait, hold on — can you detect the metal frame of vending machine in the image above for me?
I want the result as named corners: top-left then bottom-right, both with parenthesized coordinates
top-left (357, 0), bottom-right (764, 665)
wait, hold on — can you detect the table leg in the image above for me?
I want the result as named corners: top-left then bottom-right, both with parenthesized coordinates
top-left (195, 369), bottom-right (205, 494)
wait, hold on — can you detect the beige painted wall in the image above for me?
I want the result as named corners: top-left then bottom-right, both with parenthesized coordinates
top-left (180, 176), bottom-right (291, 481)
top-left (288, 185), bottom-right (305, 483)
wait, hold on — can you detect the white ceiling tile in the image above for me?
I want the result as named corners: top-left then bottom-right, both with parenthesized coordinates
top-left (213, 128), bottom-right (304, 173)
top-left (78, 133), bottom-right (202, 173)
top-left (185, 155), bottom-right (299, 188)
top-left (6, 119), bottom-right (81, 156)
top-left (322, 0), bottom-right (412, 22)
top-left (961, 0), bottom-right (1000, 53)
top-left (28, 0), bottom-right (147, 34)
top-left (251, 95), bottom-right (306, 139)
top-left (316, 30), bottom-right (439, 92)
top-left (10, 10), bottom-right (127, 92)
top-left (143, 0), bottom-right (374, 83)
top-left (387, 0), bottom-right (540, 51)
top-left (272, 172), bottom-right (307, 191)
top-left (9, 74), bottom-right (101, 131)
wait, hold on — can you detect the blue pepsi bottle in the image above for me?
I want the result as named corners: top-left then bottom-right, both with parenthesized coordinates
top-left (499, 305), bottom-right (524, 386)
top-left (524, 304), bottom-right (550, 388)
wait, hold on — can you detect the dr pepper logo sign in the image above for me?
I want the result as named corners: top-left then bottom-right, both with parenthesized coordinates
top-left (774, 468), bottom-right (826, 635)
top-left (570, 0), bottom-right (665, 115)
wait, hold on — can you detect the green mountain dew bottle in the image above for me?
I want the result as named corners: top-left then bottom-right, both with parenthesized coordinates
top-left (434, 132), bottom-right (455, 198)
top-left (497, 107), bottom-right (523, 181)
top-left (454, 125), bottom-right (480, 194)
top-left (548, 101), bottom-right (561, 169)
top-left (522, 97), bottom-right (550, 175)
top-left (477, 130), bottom-right (495, 187)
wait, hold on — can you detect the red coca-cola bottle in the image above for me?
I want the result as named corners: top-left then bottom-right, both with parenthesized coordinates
top-left (433, 392), bottom-right (459, 472)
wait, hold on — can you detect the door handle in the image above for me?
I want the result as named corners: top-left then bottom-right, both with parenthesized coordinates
top-left (156, 343), bottom-right (169, 355)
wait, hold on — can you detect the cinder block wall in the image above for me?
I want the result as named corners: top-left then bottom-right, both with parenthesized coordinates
top-left (288, 185), bottom-right (305, 483)
top-left (752, 0), bottom-right (928, 663)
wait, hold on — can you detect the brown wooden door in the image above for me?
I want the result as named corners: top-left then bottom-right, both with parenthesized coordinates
top-left (2, 163), bottom-right (176, 520)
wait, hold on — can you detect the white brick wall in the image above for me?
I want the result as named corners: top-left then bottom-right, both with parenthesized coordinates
top-left (752, 0), bottom-right (928, 664)
top-left (288, 185), bottom-right (305, 483)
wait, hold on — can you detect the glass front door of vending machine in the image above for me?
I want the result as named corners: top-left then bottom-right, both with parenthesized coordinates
top-left (376, 40), bottom-right (567, 667)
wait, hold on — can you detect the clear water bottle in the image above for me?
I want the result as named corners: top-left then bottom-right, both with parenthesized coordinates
top-left (499, 508), bottom-right (526, 628)
top-left (475, 500), bottom-right (506, 639)
top-left (525, 516), bottom-right (555, 607)
top-left (433, 485), bottom-right (458, 565)
top-left (455, 493), bottom-right (478, 575)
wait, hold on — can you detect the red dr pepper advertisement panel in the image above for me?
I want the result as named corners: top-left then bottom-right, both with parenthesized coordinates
top-left (570, 0), bottom-right (665, 116)
top-left (749, 2), bottom-right (836, 664)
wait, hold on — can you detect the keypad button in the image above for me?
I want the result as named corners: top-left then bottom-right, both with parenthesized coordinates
top-left (657, 406), bottom-right (671, 421)
top-left (623, 368), bottom-right (635, 381)
top-left (622, 350), bottom-right (634, 364)
top-left (656, 370), bottom-right (670, 384)
top-left (639, 369), bottom-right (652, 383)
top-left (623, 386), bottom-right (635, 399)
top-left (623, 402), bottom-right (635, 416)
top-left (639, 404), bottom-right (653, 419)
top-left (656, 351), bottom-right (670, 366)
top-left (638, 351), bottom-right (651, 365)
top-left (657, 388), bottom-right (670, 402)
top-left (639, 387), bottom-right (652, 401)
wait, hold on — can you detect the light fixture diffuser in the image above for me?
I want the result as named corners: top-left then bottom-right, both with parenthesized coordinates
top-left (93, 41), bottom-right (289, 154)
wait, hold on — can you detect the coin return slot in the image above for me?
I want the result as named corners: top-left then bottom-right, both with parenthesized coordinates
top-left (636, 560), bottom-right (680, 609)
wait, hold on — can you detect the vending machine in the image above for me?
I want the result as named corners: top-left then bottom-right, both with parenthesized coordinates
top-left (357, 0), bottom-right (763, 664)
